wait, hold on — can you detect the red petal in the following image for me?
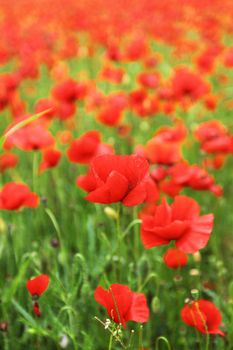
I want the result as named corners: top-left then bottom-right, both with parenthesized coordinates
top-left (23, 193), bottom-right (39, 208)
top-left (86, 171), bottom-right (128, 204)
top-left (140, 228), bottom-right (169, 248)
top-left (176, 214), bottom-right (214, 253)
top-left (172, 195), bottom-right (200, 220)
top-left (125, 292), bottom-right (150, 323)
top-left (122, 183), bottom-right (146, 206)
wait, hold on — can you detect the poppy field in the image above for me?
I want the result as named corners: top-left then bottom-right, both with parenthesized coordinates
top-left (1, 0), bottom-right (233, 349)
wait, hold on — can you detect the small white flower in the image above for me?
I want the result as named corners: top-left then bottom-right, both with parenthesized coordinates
top-left (59, 333), bottom-right (69, 348)
top-left (104, 319), bottom-right (111, 329)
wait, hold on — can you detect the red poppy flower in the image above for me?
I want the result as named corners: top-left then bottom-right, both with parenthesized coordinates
top-left (35, 98), bottom-right (56, 119)
top-left (155, 122), bottom-right (187, 142)
top-left (94, 284), bottom-right (149, 328)
top-left (163, 248), bottom-right (188, 269)
top-left (172, 68), bottom-right (210, 103)
top-left (39, 148), bottom-right (62, 173)
top-left (0, 183), bottom-right (39, 210)
top-left (144, 138), bottom-right (182, 165)
top-left (159, 179), bottom-right (182, 197)
top-left (101, 66), bottom-right (124, 84)
top-left (195, 120), bottom-right (232, 154)
top-left (204, 95), bottom-right (217, 111)
top-left (0, 153), bottom-right (18, 173)
top-left (129, 89), bottom-right (159, 118)
top-left (144, 122), bottom-right (186, 165)
top-left (52, 79), bottom-right (78, 103)
top-left (130, 89), bottom-right (147, 107)
top-left (82, 154), bottom-right (159, 206)
top-left (4, 120), bottom-right (54, 151)
top-left (140, 195), bottom-right (214, 253)
top-left (181, 300), bottom-right (225, 336)
top-left (196, 46), bottom-right (221, 74)
top-left (0, 73), bottom-right (20, 111)
top-left (125, 36), bottom-right (148, 61)
top-left (67, 131), bottom-right (113, 164)
top-left (99, 106), bottom-right (122, 126)
top-left (56, 101), bottom-right (76, 120)
top-left (201, 136), bottom-right (232, 154)
top-left (167, 162), bottom-right (223, 196)
top-left (137, 72), bottom-right (159, 89)
top-left (26, 274), bottom-right (50, 297)
top-left (195, 120), bottom-right (227, 143)
top-left (136, 96), bottom-right (159, 118)
top-left (224, 47), bottom-right (233, 67)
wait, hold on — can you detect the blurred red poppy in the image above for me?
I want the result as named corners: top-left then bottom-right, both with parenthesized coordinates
top-left (137, 72), bottom-right (159, 89)
top-left (167, 161), bottom-right (223, 196)
top-left (195, 120), bottom-right (232, 154)
top-left (172, 68), bottom-right (209, 104)
top-left (0, 183), bottom-right (39, 210)
top-left (144, 122), bottom-right (186, 165)
top-left (141, 195), bottom-right (214, 253)
top-left (0, 153), bottom-right (18, 173)
top-left (26, 274), bottom-right (50, 297)
top-left (4, 120), bottom-right (54, 151)
top-left (94, 284), bottom-right (149, 327)
top-left (39, 148), bottom-right (62, 173)
top-left (67, 131), bottom-right (113, 164)
top-left (181, 300), bottom-right (224, 336)
top-left (27, 274), bottom-right (50, 318)
top-left (52, 79), bottom-right (79, 103)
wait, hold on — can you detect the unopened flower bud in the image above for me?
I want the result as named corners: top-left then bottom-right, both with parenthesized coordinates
top-left (104, 207), bottom-right (118, 220)
top-left (193, 251), bottom-right (201, 263)
top-left (191, 289), bottom-right (199, 300)
top-left (189, 268), bottom-right (200, 276)
top-left (0, 218), bottom-right (6, 233)
top-left (50, 238), bottom-right (60, 248)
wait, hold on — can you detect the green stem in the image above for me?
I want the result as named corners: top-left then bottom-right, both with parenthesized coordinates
top-left (194, 328), bottom-right (203, 350)
top-left (133, 206), bottom-right (141, 289)
top-left (116, 203), bottom-right (121, 246)
top-left (155, 336), bottom-right (172, 350)
top-left (138, 325), bottom-right (143, 349)
top-left (32, 151), bottom-right (38, 191)
top-left (205, 333), bottom-right (210, 350)
top-left (45, 208), bottom-right (67, 268)
top-left (3, 333), bottom-right (9, 350)
top-left (7, 224), bottom-right (17, 274)
top-left (108, 334), bottom-right (113, 350)
top-left (68, 310), bottom-right (78, 350)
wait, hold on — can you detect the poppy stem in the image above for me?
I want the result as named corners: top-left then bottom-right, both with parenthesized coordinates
top-left (133, 206), bottom-right (140, 288)
top-left (44, 208), bottom-right (67, 268)
top-left (32, 151), bottom-right (38, 191)
top-left (115, 203), bottom-right (123, 278)
top-left (108, 334), bottom-right (113, 350)
top-left (7, 224), bottom-right (18, 274)
top-left (205, 333), bottom-right (210, 350)
top-left (138, 325), bottom-right (143, 349)
top-left (155, 336), bottom-right (172, 350)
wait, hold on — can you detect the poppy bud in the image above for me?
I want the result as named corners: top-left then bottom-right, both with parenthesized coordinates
top-left (163, 248), bottom-right (188, 269)
top-left (50, 238), bottom-right (60, 248)
top-left (33, 302), bottom-right (41, 318)
top-left (191, 289), bottom-right (200, 300)
top-left (104, 206), bottom-right (118, 220)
